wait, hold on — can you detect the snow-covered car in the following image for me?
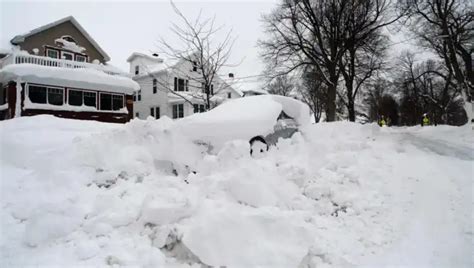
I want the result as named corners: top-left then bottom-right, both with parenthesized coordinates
top-left (174, 95), bottom-right (311, 155)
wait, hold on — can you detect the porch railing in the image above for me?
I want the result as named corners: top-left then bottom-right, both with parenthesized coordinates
top-left (0, 53), bottom-right (125, 76)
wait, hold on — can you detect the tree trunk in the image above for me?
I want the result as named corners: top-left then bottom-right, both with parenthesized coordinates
top-left (326, 73), bottom-right (338, 122)
top-left (348, 99), bottom-right (356, 122)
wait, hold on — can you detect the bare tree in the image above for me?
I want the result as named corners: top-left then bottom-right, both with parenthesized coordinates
top-left (401, 0), bottom-right (473, 122)
top-left (338, 0), bottom-right (396, 121)
top-left (260, 0), bottom-right (402, 121)
top-left (265, 75), bottom-right (295, 96)
top-left (396, 51), bottom-right (466, 125)
top-left (157, 1), bottom-right (237, 109)
top-left (299, 67), bottom-right (327, 123)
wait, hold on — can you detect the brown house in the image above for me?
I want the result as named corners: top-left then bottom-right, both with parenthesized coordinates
top-left (0, 16), bottom-right (138, 123)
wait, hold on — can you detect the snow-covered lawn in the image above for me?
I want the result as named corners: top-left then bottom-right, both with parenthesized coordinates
top-left (1, 115), bottom-right (472, 267)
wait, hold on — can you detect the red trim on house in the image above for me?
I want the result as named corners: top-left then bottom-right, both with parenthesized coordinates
top-left (0, 81), bottom-right (133, 123)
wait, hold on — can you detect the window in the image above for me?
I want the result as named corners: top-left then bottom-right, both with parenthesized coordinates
top-left (76, 55), bottom-right (87, 62)
top-left (112, 95), bottom-right (124, 111)
top-left (84, 92), bottom-right (96, 107)
top-left (192, 61), bottom-right (197, 72)
top-left (100, 93), bottom-right (123, 111)
top-left (46, 49), bottom-right (59, 59)
top-left (48, 88), bottom-right (63, 105)
top-left (178, 79), bottom-right (185, 91)
top-left (210, 84), bottom-right (214, 95)
top-left (69, 90), bottom-right (95, 107)
top-left (135, 66), bottom-right (139, 75)
top-left (151, 107), bottom-right (160, 119)
top-left (172, 104), bottom-right (184, 119)
top-left (69, 90), bottom-right (83, 106)
top-left (28, 85), bottom-right (47, 104)
top-left (133, 93), bottom-right (136, 101)
top-left (153, 79), bottom-right (157, 94)
top-left (174, 78), bottom-right (186, 91)
top-left (227, 92), bottom-right (232, 99)
top-left (100, 93), bottom-right (112, 110)
top-left (61, 51), bottom-right (73, 61)
top-left (28, 85), bottom-right (64, 105)
top-left (201, 83), bottom-right (205, 93)
top-left (193, 104), bottom-right (205, 113)
top-left (135, 112), bottom-right (139, 118)
top-left (185, 80), bottom-right (189, 91)
top-left (137, 90), bottom-right (142, 101)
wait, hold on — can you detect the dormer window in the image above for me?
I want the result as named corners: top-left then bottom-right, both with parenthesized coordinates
top-left (135, 66), bottom-right (139, 75)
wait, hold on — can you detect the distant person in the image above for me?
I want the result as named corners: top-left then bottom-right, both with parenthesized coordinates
top-left (422, 113), bottom-right (430, 126)
top-left (379, 116), bottom-right (386, 127)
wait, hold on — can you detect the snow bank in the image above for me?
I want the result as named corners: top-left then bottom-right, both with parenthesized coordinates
top-left (0, 64), bottom-right (139, 94)
top-left (1, 116), bottom-right (472, 267)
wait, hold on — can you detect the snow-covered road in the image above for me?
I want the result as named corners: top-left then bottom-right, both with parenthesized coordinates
top-left (367, 129), bottom-right (473, 267)
top-left (1, 116), bottom-right (472, 267)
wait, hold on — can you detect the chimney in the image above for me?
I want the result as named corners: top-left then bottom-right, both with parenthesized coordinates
top-left (228, 73), bottom-right (234, 78)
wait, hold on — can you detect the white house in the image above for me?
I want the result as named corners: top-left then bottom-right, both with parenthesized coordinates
top-left (127, 52), bottom-right (242, 119)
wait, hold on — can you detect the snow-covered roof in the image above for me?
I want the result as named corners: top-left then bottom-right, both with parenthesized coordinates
top-left (0, 64), bottom-right (139, 94)
top-left (126, 52), bottom-right (164, 63)
top-left (242, 88), bottom-right (269, 95)
top-left (10, 16), bottom-right (111, 62)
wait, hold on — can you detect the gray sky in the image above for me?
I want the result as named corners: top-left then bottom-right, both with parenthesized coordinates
top-left (1, 0), bottom-right (279, 89)
top-left (1, 0), bottom-right (424, 90)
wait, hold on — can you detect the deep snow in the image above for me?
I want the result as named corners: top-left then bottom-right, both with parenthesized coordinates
top-left (0, 115), bottom-right (472, 267)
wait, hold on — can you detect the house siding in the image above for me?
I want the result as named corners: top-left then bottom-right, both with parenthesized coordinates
top-left (14, 21), bottom-right (106, 63)
top-left (132, 58), bottom-right (240, 119)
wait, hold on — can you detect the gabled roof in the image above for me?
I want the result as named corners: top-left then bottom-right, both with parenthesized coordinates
top-left (10, 16), bottom-right (111, 62)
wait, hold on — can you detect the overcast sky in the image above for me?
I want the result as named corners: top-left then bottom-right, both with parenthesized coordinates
top-left (1, 0), bottom-right (280, 89)
top-left (1, 0), bottom-right (423, 90)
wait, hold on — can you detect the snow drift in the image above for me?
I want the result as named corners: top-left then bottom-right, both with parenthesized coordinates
top-left (0, 115), bottom-right (472, 267)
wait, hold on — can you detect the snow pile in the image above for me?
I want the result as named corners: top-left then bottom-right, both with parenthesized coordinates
top-left (0, 116), bottom-right (472, 267)
top-left (55, 38), bottom-right (86, 53)
top-left (0, 64), bottom-right (139, 94)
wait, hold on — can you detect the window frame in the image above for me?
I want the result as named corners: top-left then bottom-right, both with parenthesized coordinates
top-left (68, 88), bottom-right (97, 108)
top-left (172, 104), bottom-right (184, 119)
top-left (75, 54), bottom-right (87, 62)
top-left (99, 92), bottom-right (124, 111)
top-left (178, 78), bottom-right (185, 92)
top-left (27, 84), bottom-right (65, 105)
top-left (46, 48), bottom-right (59, 59)
top-left (61, 51), bottom-right (74, 61)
